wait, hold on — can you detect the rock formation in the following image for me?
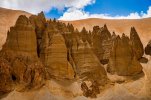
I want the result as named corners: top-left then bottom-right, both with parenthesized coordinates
top-left (0, 15), bottom-right (45, 94)
top-left (130, 27), bottom-right (144, 60)
top-left (145, 40), bottom-right (151, 56)
top-left (40, 30), bottom-right (75, 79)
top-left (0, 58), bottom-right (13, 95)
top-left (0, 11), bottom-right (147, 99)
top-left (81, 81), bottom-right (100, 98)
top-left (92, 25), bottom-right (112, 64)
top-left (107, 34), bottom-right (142, 76)
top-left (71, 36), bottom-right (107, 84)
top-left (29, 11), bottom-right (46, 56)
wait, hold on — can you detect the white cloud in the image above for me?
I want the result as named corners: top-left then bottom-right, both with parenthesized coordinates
top-left (0, 0), bottom-right (95, 14)
top-left (59, 6), bottom-right (151, 20)
top-left (0, 0), bottom-right (151, 20)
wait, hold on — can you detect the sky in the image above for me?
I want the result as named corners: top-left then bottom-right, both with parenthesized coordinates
top-left (0, 0), bottom-right (151, 20)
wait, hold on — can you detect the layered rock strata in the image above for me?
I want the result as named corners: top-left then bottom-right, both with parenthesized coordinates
top-left (92, 25), bottom-right (112, 64)
top-left (107, 34), bottom-right (142, 76)
top-left (0, 15), bottom-right (45, 94)
top-left (130, 27), bottom-right (144, 60)
top-left (40, 32), bottom-right (75, 79)
top-left (71, 37), bottom-right (107, 84)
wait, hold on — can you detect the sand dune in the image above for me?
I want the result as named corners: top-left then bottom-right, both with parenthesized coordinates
top-left (63, 18), bottom-right (151, 46)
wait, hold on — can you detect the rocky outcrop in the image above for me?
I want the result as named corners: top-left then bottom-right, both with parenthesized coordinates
top-left (107, 34), bottom-right (142, 76)
top-left (145, 40), bottom-right (151, 56)
top-left (0, 15), bottom-right (45, 93)
top-left (92, 25), bottom-right (112, 64)
top-left (40, 31), bottom-right (75, 79)
top-left (0, 58), bottom-right (13, 95)
top-left (29, 11), bottom-right (46, 56)
top-left (130, 27), bottom-right (144, 59)
top-left (139, 57), bottom-right (148, 63)
top-left (71, 37), bottom-right (107, 84)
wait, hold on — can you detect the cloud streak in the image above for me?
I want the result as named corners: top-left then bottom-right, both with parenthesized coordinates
top-left (59, 6), bottom-right (151, 20)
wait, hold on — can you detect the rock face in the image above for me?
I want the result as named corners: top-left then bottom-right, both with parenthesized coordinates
top-left (81, 81), bottom-right (100, 98)
top-left (107, 34), bottom-right (142, 76)
top-left (71, 37), bottom-right (107, 84)
top-left (40, 32), bottom-right (75, 79)
top-left (3, 15), bottom-right (37, 55)
top-left (92, 25), bottom-right (112, 64)
top-left (0, 15), bottom-right (45, 94)
top-left (0, 58), bottom-right (13, 94)
top-left (29, 11), bottom-right (46, 56)
top-left (130, 27), bottom-right (144, 59)
top-left (145, 40), bottom-right (151, 56)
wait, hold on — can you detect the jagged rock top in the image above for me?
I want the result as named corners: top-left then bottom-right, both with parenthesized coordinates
top-left (130, 27), bottom-right (144, 59)
top-left (15, 15), bottom-right (30, 25)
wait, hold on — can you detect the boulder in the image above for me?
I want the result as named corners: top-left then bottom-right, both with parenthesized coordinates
top-left (139, 57), bottom-right (148, 63)
top-left (107, 34), bottom-right (142, 76)
top-left (145, 40), bottom-right (151, 56)
top-left (130, 27), bottom-right (144, 59)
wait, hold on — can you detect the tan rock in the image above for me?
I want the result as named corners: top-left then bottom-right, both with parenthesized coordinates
top-left (0, 15), bottom-right (45, 92)
top-left (71, 37), bottom-right (107, 84)
top-left (40, 32), bottom-right (75, 79)
top-left (92, 25), bottom-right (112, 64)
top-left (107, 34), bottom-right (142, 76)
top-left (145, 40), bottom-right (151, 56)
top-left (2, 15), bottom-right (37, 56)
top-left (130, 27), bottom-right (144, 59)
top-left (0, 58), bottom-right (13, 94)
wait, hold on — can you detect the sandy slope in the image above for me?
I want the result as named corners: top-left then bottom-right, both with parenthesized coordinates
top-left (0, 7), bottom-right (31, 49)
top-left (63, 18), bottom-right (151, 46)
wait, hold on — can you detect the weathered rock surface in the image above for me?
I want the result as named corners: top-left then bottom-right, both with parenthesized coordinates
top-left (92, 25), bottom-right (112, 64)
top-left (2, 15), bottom-right (37, 55)
top-left (71, 38), bottom-right (107, 84)
top-left (145, 40), bottom-right (151, 56)
top-left (29, 11), bottom-right (46, 56)
top-left (0, 58), bottom-right (13, 95)
top-left (0, 15), bottom-right (45, 94)
top-left (130, 27), bottom-right (144, 59)
top-left (107, 34), bottom-right (143, 76)
top-left (139, 57), bottom-right (148, 63)
top-left (40, 32), bottom-right (75, 79)
top-left (81, 81), bottom-right (100, 98)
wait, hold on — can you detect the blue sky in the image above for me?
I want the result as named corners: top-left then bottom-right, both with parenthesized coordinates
top-left (0, 0), bottom-right (151, 20)
top-left (45, 0), bottom-right (151, 19)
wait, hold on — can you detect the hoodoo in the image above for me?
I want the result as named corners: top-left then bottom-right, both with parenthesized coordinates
top-left (107, 34), bottom-right (142, 76)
